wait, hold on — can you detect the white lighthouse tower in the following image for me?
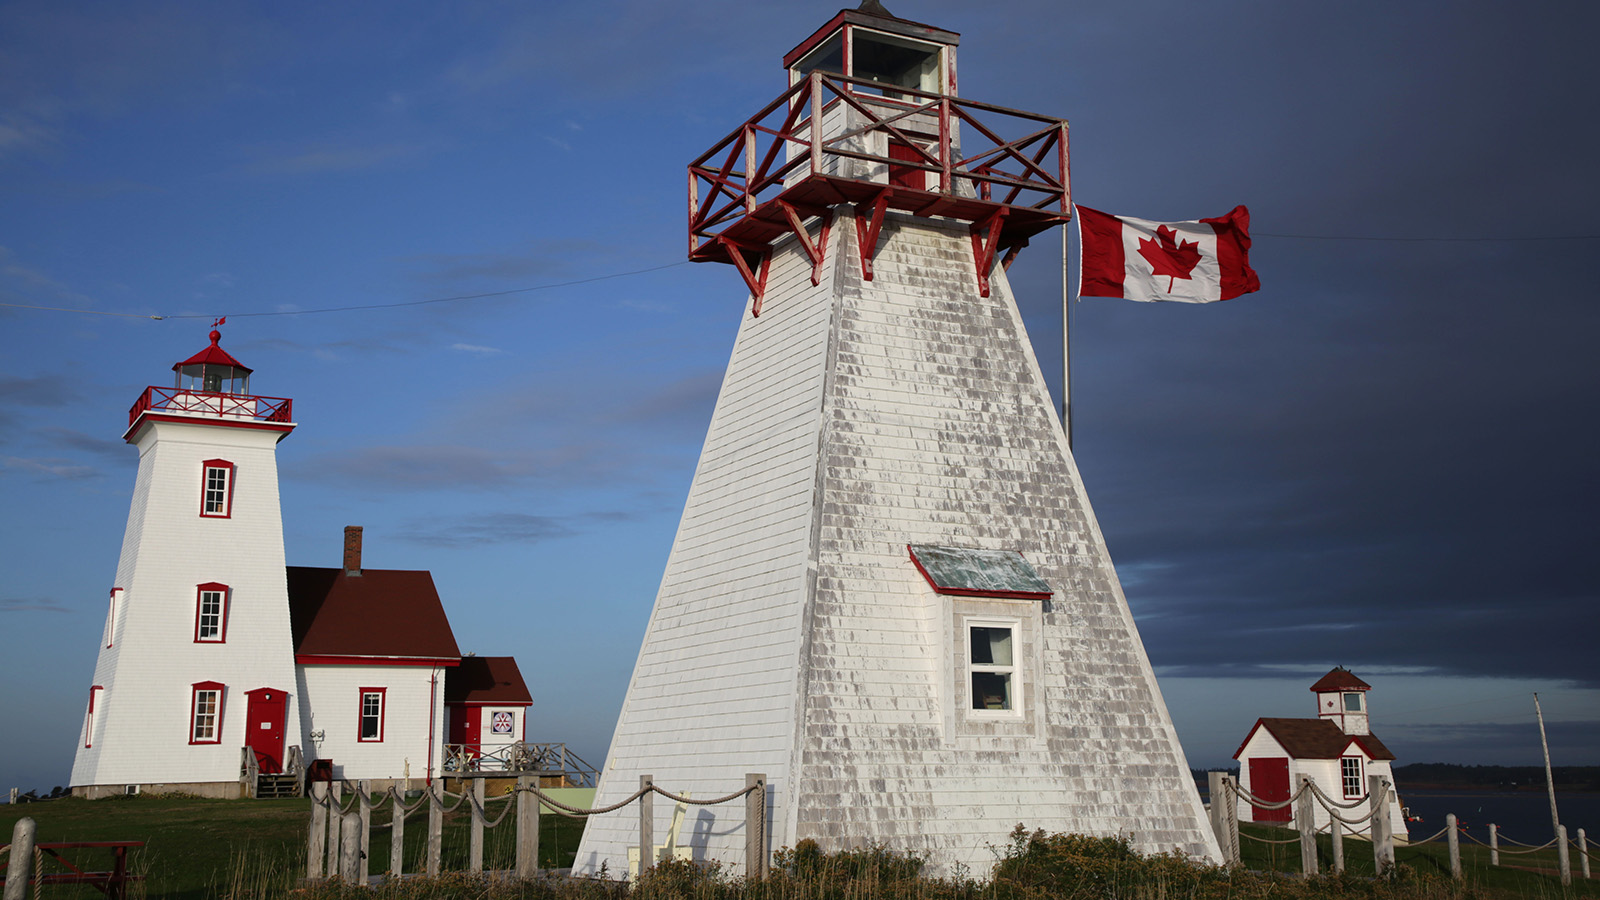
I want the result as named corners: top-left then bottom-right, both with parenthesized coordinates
top-left (575, 3), bottom-right (1218, 876)
top-left (71, 328), bottom-right (300, 798)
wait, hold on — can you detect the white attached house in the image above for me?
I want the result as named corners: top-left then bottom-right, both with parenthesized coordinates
top-left (1233, 667), bottom-right (1408, 839)
top-left (70, 332), bottom-right (522, 798)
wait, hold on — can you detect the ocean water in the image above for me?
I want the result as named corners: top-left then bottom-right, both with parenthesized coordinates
top-left (1394, 790), bottom-right (1599, 846)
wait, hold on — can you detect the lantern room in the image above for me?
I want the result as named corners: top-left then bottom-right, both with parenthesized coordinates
top-left (784, 5), bottom-right (958, 99)
top-left (174, 329), bottom-right (252, 395)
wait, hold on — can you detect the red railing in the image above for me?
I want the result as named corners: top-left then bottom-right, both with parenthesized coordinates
top-left (129, 386), bottom-right (293, 427)
top-left (688, 70), bottom-right (1069, 263)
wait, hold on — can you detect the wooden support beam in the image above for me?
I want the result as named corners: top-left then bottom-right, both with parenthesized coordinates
top-left (389, 787), bottom-right (405, 878)
top-left (638, 775), bottom-right (654, 880)
top-left (426, 781), bottom-right (443, 878)
top-left (339, 812), bottom-right (361, 883)
top-left (1296, 776), bottom-right (1317, 878)
top-left (326, 781), bottom-right (342, 878)
top-left (469, 778), bottom-right (485, 874)
top-left (855, 192), bottom-right (890, 281)
top-left (358, 780), bottom-right (372, 883)
top-left (4, 817), bottom-right (36, 900)
top-left (718, 237), bottom-right (771, 316)
top-left (306, 782), bottom-right (326, 880)
top-left (745, 773), bottom-right (768, 879)
top-left (1001, 239), bottom-right (1029, 271)
top-left (778, 202), bottom-right (831, 286)
top-left (969, 208), bottom-right (1009, 298)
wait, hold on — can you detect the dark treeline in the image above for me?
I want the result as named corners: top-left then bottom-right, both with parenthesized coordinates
top-left (1393, 763), bottom-right (1600, 791)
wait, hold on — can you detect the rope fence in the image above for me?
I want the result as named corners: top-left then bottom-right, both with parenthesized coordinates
top-left (305, 772), bottom-right (769, 884)
top-left (1205, 772), bottom-right (1591, 886)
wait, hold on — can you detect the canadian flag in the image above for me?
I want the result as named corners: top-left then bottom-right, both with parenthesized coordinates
top-left (1076, 205), bottom-right (1260, 303)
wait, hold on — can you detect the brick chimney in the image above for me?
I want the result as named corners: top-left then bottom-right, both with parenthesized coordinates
top-left (343, 526), bottom-right (363, 576)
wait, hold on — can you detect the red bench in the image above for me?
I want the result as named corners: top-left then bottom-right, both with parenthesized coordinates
top-left (1, 841), bottom-right (145, 899)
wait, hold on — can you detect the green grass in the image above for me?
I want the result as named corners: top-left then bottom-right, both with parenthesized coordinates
top-left (1238, 822), bottom-right (1598, 896)
top-left (4, 801), bottom-right (1593, 900)
top-left (1, 793), bottom-right (585, 900)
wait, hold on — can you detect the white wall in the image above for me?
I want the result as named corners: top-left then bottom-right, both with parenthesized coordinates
top-left (298, 663), bottom-right (446, 783)
top-left (1236, 727), bottom-right (1409, 838)
top-left (72, 417), bottom-right (299, 791)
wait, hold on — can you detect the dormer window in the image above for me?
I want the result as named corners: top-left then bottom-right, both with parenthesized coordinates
top-left (853, 30), bottom-right (941, 95)
top-left (1344, 692), bottom-right (1364, 712)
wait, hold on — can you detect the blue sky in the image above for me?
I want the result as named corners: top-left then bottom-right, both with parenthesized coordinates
top-left (3, 0), bottom-right (1597, 796)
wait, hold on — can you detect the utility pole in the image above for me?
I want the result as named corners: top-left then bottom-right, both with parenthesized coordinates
top-left (1534, 693), bottom-right (1561, 837)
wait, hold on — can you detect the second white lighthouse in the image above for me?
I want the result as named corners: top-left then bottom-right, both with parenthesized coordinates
top-left (70, 330), bottom-right (300, 797)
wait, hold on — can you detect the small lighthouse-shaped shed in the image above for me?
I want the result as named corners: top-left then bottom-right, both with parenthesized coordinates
top-left (70, 330), bottom-right (300, 797)
top-left (575, 4), bottom-right (1218, 875)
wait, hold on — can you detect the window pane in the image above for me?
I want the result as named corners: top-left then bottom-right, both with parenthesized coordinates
top-left (360, 693), bottom-right (382, 739)
top-left (795, 33), bottom-right (843, 77)
top-left (972, 671), bottom-right (1011, 710)
top-left (1344, 692), bottom-right (1363, 712)
top-left (852, 32), bottom-right (940, 92)
top-left (971, 626), bottom-right (1012, 666)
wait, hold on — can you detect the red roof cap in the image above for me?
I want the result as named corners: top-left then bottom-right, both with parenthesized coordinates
top-left (173, 330), bottom-right (252, 374)
top-left (1310, 667), bottom-right (1372, 693)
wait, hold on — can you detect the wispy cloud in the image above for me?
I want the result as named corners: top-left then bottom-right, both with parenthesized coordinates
top-left (0, 596), bottom-right (72, 615)
top-left (36, 426), bottom-right (127, 460)
top-left (1, 456), bottom-right (101, 479)
top-left (396, 510), bottom-right (631, 548)
top-left (288, 442), bottom-right (643, 491)
top-left (0, 375), bottom-right (79, 407)
top-left (450, 343), bottom-right (504, 356)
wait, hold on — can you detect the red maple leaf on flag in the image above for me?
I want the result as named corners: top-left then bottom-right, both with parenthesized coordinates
top-left (1137, 225), bottom-right (1202, 292)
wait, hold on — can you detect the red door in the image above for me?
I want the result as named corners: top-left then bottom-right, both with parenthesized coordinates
top-left (449, 704), bottom-right (481, 761)
top-left (1249, 757), bottom-right (1292, 822)
top-left (888, 140), bottom-right (926, 190)
top-left (244, 688), bottom-right (287, 774)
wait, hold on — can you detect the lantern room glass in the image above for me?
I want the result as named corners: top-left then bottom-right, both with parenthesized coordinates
top-left (175, 363), bottom-right (249, 395)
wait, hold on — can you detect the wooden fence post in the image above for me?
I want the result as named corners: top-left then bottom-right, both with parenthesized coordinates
top-left (469, 778), bottom-right (485, 874)
top-left (1558, 824), bottom-right (1571, 887)
top-left (1579, 828), bottom-right (1590, 880)
top-left (1207, 772), bottom-right (1233, 864)
top-left (358, 780), bottom-right (373, 883)
top-left (326, 781), bottom-right (343, 877)
top-left (516, 776), bottom-right (539, 879)
top-left (1330, 818), bottom-right (1345, 874)
top-left (3, 818), bottom-right (35, 900)
top-left (307, 781), bottom-right (327, 879)
top-left (426, 780), bottom-right (443, 877)
top-left (1446, 814), bottom-right (1460, 879)
top-left (746, 773), bottom-right (768, 879)
top-left (340, 811), bottom-right (362, 883)
top-left (1489, 823), bottom-right (1499, 866)
top-left (388, 786), bottom-right (406, 878)
top-left (1296, 776), bottom-right (1317, 878)
top-left (1368, 775), bottom-right (1393, 877)
top-left (638, 775), bottom-right (654, 879)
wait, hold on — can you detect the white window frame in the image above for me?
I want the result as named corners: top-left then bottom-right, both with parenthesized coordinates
top-left (1341, 756), bottom-right (1364, 798)
top-left (190, 682), bottom-right (224, 744)
top-left (966, 617), bottom-right (1023, 719)
top-left (358, 688), bottom-right (386, 742)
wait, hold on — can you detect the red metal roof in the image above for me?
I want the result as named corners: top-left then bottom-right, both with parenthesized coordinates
top-left (287, 567), bottom-right (461, 662)
top-left (1309, 667), bottom-right (1372, 693)
top-left (173, 330), bottom-right (251, 374)
top-left (1233, 717), bottom-right (1396, 761)
top-left (445, 656), bottom-right (532, 706)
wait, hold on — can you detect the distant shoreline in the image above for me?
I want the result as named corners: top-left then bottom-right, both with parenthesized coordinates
top-left (1193, 764), bottom-right (1600, 793)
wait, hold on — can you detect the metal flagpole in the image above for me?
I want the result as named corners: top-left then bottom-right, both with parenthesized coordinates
top-left (1062, 221), bottom-right (1073, 449)
top-left (1535, 693), bottom-right (1561, 837)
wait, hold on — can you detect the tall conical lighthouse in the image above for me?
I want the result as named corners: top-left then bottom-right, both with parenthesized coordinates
top-left (70, 329), bottom-right (300, 798)
top-left (575, 4), bottom-right (1218, 875)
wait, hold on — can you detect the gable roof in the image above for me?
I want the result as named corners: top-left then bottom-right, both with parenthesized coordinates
top-left (445, 656), bottom-right (532, 706)
top-left (1310, 667), bottom-right (1372, 693)
top-left (1234, 717), bottom-right (1396, 761)
top-left (287, 566), bottom-right (461, 664)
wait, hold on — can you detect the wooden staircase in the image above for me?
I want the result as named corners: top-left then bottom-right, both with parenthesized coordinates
top-left (255, 773), bottom-right (300, 799)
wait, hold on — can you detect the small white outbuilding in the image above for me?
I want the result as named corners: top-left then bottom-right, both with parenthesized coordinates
top-left (1233, 667), bottom-right (1408, 839)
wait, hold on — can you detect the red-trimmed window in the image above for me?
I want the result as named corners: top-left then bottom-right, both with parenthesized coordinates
top-left (194, 583), bottom-right (229, 643)
top-left (190, 681), bottom-right (224, 744)
top-left (358, 688), bottom-right (386, 742)
top-left (1341, 756), bottom-right (1364, 798)
top-left (103, 588), bottom-right (123, 648)
top-left (200, 459), bottom-right (235, 518)
top-left (84, 685), bottom-right (103, 748)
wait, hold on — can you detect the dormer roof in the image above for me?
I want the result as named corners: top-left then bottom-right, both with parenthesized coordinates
top-left (1310, 667), bottom-right (1371, 693)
